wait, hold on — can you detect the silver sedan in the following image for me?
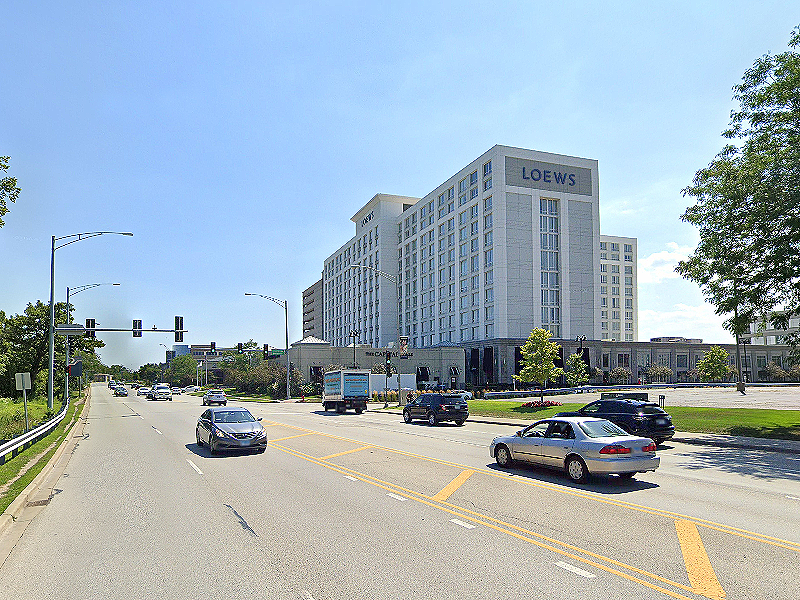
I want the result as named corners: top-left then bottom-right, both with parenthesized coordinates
top-left (489, 416), bottom-right (659, 483)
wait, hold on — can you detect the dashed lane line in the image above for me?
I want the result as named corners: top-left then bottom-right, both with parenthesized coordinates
top-left (386, 493), bottom-right (406, 502)
top-left (556, 561), bottom-right (597, 579)
top-left (450, 519), bottom-right (476, 529)
top-left (187, 460), bottom-right (203, 475)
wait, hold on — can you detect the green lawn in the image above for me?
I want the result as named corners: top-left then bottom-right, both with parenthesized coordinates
top-left (0, 398), bottom-right (51, 441)
top-left (380, 400), bottom-right (800, 441)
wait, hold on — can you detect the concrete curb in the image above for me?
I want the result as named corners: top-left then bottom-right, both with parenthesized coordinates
top-left (0, 392), bottom-right (90, 539)
top-left (368, 407), bottom-right (800, 455)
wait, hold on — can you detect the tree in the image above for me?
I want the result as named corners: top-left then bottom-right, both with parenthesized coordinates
top-left (0, 156), bottom-right (21, 228)
top-left (165, 355), bottom-right (199, 386)
top-left (514, 328), bottom-right (564, 399)
top-left (766, 361), bottom-right (788, 382)
top-left (647, 364), bottom-right (673, 383)
top-left (695, 346), bottom-right (732, 382)
top-left (0, 300), bottom-right (103, 399)
top-left (137, 363), bottom-right (162, 384)
top-left (564, 352), bottom-right (589, 387)
top-left (677, 26), bottom-right (800, 350)
top-left (609, 367), bottom-right (632, 385)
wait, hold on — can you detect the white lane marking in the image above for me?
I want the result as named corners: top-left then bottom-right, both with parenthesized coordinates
top-left (556, 561), bottom-right (596, 579)
top-left (787, 495), bottom-right (800, 501)
top-left (300, 591), bottom-right (315, 600)
top-left (450, 519), bottom-right (476, 529)
top-left (187, 460), bottom-right (203, 475)
top-left (139, 415), bottom-right (144, 419)
top-left (343, 475), bottom-right (358, 481)
top-left (386, 493), bottom-right (407, 502)
top-left (152, 427), bottom-right (162, 435)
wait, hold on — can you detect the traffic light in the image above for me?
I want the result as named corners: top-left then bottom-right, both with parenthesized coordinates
top-left (263, 343), bottom-right (269, 359)
top-left (386, 351), bottom-right (392, 376)
top-left (133, 319), bottom-right (142, 337)
top-left (210, 341), bottom-right (216, 353)
top-left (85, 318), bottom-right (96, 338)
top-left (174, 316), bottom-right (184, 342)
top-left (237, 342), bottom-right (243, 353)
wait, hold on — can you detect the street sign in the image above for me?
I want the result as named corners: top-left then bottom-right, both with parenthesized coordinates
top-left (269, 349), bottom-right (286, 356)
top-left (15, 372), bottom-right (31, 391)
top-left (55, 323), bottom-right (86, 336)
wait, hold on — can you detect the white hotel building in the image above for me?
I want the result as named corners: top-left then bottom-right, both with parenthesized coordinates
top-left (319, 145), bottom-right (638, 382)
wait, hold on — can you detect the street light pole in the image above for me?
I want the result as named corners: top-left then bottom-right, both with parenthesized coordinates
top-left (48, 231), bottom-right (133, 410)
top-left (65, 282), bottom-right (120, 404)
top-left (350, 330), bottom-right (360, 368)
top-left (245, 293), bottom-right (290, 401)
top-left (358, 264), bottom-right (400, 389)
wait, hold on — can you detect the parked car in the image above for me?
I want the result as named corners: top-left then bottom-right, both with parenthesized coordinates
top-left (555, 398), bottom-right (674, 445)
top-left (203, 389), bottom-right (227, 406)
top-left (137, 387), bottom-right (151, 397)
top-left (490, 417), bottom-right (659, 483)
top-left (403, 392), bottom-right (469, 426)
top-left (196, 406), bottom-right (267, 454)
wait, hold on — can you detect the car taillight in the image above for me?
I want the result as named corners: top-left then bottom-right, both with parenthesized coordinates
top-left (642, 443), bottom-right (657, 452)
top-left (599, 445), bottom-right (631, 455)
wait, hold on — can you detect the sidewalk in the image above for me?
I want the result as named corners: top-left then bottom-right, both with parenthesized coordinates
top-left (368, 405), bottom-right (800, 455)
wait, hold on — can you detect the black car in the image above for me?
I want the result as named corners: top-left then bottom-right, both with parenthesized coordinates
top-left (403, 393), bottom-right (469, 426)
top-left (556, 398), bottom-right (674, 445)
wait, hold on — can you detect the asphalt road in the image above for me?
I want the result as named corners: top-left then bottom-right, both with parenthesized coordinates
top-left (1, 384), bottom-right (798, 600)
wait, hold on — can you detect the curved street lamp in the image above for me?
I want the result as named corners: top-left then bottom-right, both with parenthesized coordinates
top-left (245, 293), bottom-right (290, 401)
top-left (48, 231), bottom-right (133, 409)
top-left (64, 282), bottom-right (121, 403)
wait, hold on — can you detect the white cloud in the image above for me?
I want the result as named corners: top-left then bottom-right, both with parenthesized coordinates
top-left (638, 242), bottom-right (693, 284)
top-left (638, 303), bottom-right (732, 344)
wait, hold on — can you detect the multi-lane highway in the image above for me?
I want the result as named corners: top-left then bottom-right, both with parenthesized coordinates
top-left (1, 383), bottom-right (798, 599)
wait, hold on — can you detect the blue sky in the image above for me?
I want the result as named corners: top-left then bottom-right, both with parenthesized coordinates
top-left (2, 1), bottom-right (798, 369)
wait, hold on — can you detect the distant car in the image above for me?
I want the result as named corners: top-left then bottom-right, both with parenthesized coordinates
top-left (108, 380), bottom-right (116, 388)
top-left (403, 392), bottom-right (469, 426)
top-left (152, 384), bottom-right (172, 401)
top-left (196, 406), bottom-right (267, 454)
top-left (137, 387), bottom-right (151, 396)
top-left (555, 398), bottom-right (675, 445)
top-left (113, 387), bottom-right (128, 397)
top-left (490, 417), bottom-right (659, 483)
top-left (171, 387), bottom-right (182, 395)
top-left (203, 389), bottom-right (227, 406)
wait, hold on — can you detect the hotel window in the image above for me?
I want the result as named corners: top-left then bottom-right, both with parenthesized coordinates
top-left (625, 276), bottom-right (632, 285)
top-left (600, 241), bottom-right (607, 250)
top-left (625, 298), bottom-right (633, 309)
top-left (470, 238), bottom-right (479, 252)
top-left (483, 177), bottom-right (492, 191)
top-left (485, 248), bottom-right (493, 266)
top-left (483, 160), bottom-right (492, 177)
top-left (624, 244), bottom-right (632, 253)
top-left (471, 187), bottom-right (479, 200)
top-left (484, 196), bottom-right (492, 211)
top-left (600, 264), bottom-right (607, 273)
top-left (470, 170), bottom-right (478, 186)
top-left (484, 231), bottom-right (493, 246)
top-left (459, 178), bottom-right (468, 193)
top-left (485, 306), bottom-right (494, 320)
top-left (600, 297), bottom-right (607, 307)
top-left (625, 266), bottom-right (633, 274)
top-left (600, 286), bottom-right (607, 295)
top-left (625, 287), bottom-right (633, 296)
top-left (600, 274), bottom-right (607, 284)
top-left (625, 311), bottom-right (633, 320)
top-left (601, 322), bottom-right (608, 330)
top-left (610, 243), bottom-right (619, 252)
top-left (485, 288), bottom-right (493, 302)
top-left (471, 255), bottom-right (480, 271)
top-left (485, 270), bottom-right (493, 285)
top-left (485, 323), bottom-right (494, 338)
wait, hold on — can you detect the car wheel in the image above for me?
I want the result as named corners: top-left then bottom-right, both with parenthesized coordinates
top-left (196, 428), bottom-right (203, 447)
top-left (495, 445), bottom-right (512, 467)
top-left (455, 419), bottom-right (465, 426)
top-left (223, 401), bottom-right (227, 406)
top-left (566, 456), bottom-right (588, 483)
top-left (618, 472), bottom-right (635, 481)
top-left (355, 408), bottom-right (363, 414)
top-left (427, 412), bottom-right (437, 426)
top-left (403, 410), bottom-right (412, 424)
top-left (653, 438), bottom-right (664, 446)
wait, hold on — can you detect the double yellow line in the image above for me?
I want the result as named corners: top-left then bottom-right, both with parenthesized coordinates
top-left (266, 420), bottom-right (799, 599)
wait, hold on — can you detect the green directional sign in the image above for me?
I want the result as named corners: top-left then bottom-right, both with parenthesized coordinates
top-left (269, 349), bottom-right (286, 356)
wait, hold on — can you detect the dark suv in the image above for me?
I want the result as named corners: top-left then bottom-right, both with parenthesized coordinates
top-left (403, 393), bottom-right (469, 426)
top-left (556, 399), bottom-right (675, 445)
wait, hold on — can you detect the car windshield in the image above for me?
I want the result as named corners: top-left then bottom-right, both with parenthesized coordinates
top-left (578, 420), bottom-right (630, 438)
top-left (214, 411), bottom-right (255, 423)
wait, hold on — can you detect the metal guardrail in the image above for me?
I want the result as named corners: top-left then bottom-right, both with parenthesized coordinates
top-left (0, 401), bottom-right (70, 465)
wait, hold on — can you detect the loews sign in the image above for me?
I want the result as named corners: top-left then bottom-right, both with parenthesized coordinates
top-left (504, 156), bottom-right (593, 196)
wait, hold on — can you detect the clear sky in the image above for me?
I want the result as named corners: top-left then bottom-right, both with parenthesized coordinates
top-left (2, 1), bottom-right (798, 369)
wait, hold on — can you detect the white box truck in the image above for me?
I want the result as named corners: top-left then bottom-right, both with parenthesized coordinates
top-left (322, 370), bottom-right (370, 414)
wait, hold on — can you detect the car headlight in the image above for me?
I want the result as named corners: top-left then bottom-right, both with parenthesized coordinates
top-left (254, 428), bottom-right (266, 438)
top-left (214, 428), bottom-right (230, 438)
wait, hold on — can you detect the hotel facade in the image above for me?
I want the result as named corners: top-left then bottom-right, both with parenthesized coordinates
top-left (313, 145), bottom-right (640, 386)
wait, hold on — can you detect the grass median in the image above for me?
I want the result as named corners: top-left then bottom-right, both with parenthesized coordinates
top-left (380, 400), bottom-right (800, 441)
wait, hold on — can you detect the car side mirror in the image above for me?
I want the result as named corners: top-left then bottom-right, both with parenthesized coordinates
top-left (515, 430), bottom-right (522, 437)
top-left (257, 417), bottom-right (262, 421)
